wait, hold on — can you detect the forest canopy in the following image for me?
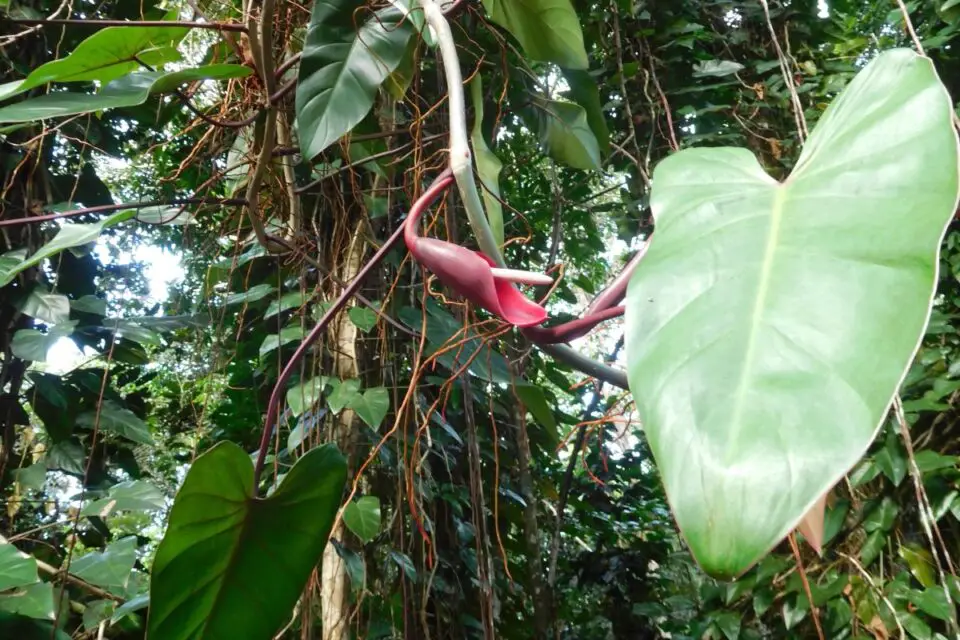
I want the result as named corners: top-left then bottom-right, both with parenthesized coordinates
top-left (1, 0), bottom-right (960, 639)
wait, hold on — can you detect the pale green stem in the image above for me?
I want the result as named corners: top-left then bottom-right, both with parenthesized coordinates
top-left (417, 0), bottom-right (630, 390)
top-left (420, 0), bottom-right (504, 267)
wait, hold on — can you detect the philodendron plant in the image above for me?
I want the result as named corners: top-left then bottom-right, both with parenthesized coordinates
top-left (394, 24), bottom-right (960, 578)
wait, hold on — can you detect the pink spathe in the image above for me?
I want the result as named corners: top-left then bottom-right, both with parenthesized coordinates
top-left (404, 174), bottom-right (548, 328)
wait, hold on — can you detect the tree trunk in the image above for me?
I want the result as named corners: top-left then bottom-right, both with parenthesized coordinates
top-left (320, 222), bottom-right (365, 640)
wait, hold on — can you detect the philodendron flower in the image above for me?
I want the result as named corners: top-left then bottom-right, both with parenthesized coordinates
top-left (405, 174), bottom-right (549, 327)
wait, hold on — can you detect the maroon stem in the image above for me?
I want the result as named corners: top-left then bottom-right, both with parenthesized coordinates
top-left (11, 18), bottom-right (248, 32)
top-left (251, 170), bottom-right (454, 491)
top-left (583, 243), bottom-right (649, 316)
top-left (0, 198), bottom-right (246, 227)
top-left (274, 54), bottom-right (301, 78)
top-left (523, 305), bottom-right (624, 345)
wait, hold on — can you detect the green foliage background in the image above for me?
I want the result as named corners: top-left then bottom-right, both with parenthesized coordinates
top-left (0, 0), bottom-right (959, 639)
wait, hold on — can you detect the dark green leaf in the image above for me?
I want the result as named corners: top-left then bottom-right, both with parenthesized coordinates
top-left (296, 0), bottom-right (414, 160)
top-left (148, 442), bottom-right (347, 640)
top-left (76, 401), bottom-right (152, 445)
top-left (537, 99), bottom-right (602, 171)
top-left (348, 307), bottom-right (378, 333)
top-left (20, 289), bottom-right (70, 325)
top-left (72, 537), bottom-right (137, 595)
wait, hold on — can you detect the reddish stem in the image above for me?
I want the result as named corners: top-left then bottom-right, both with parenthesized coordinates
top-left (583, 242), bottom-right (649, 315)
top-left (523, 305), bottom-right (624, 345)
top-left (251, 170), bottom-right (454, 491)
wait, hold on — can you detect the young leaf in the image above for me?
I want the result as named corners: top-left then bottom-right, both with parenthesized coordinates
top-left (469, 75), bottom-right (505, 247)
top-left (327, 379), bottom-right (362, 415)
top-left (342, 496), bottom-right (381, 543)
top-left (348, 306), bottom-right (378, 333)
top-left (624, 49), bottom-right (960, 579)
top-left (20, 288), bottom-right (70, 325)
top-left (148, 442), bottom-right (347, 640)
top-left (77, 402), bottom-right (153, 445)
top-left (481, 0), bottom-right (588, 69)
top-left (296, 0), bottom-right (414, 161)
top-left (536, 99), bottom-right (603, 171)
top-left (348, 387), bottom-right (390, 428)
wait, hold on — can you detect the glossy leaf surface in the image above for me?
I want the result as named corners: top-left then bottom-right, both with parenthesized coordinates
top-left (624, 49), bottom-right (960, 578)
top-left (481, 0), bottom-right (588, 69)
top-left (148, 442), bottom-right (347, 640)
top-left (296, 0), bottom-right (414, 161)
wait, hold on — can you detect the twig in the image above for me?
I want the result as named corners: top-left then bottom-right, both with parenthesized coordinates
top-left (9, 18), bottom-right (248, 31)
top-left (894, 0), bottom-right (925, 54)
top-left (35, 558), bottom-right (125, 603)
top-left (548, 337), bottom-right (624, 588)
top-left (0, 198), bottom-right (246, 226)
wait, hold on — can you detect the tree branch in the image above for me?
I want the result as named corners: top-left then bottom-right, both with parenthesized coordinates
top-left (10, 18), bottom-right (247, 32)
top-left (0, 198), bottom-right (246, 227)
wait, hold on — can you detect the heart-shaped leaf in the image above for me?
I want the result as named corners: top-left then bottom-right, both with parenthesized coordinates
top-left (296, 0), bottom-right (414, 161)
top-left (148, 442), bottom-right (347, 640)
top-left (348, 387), bottom-right (390, 429)
top-left (624, 49), bottom-right (959, 579)
top-left (342, 496), bottom-right (381, 543)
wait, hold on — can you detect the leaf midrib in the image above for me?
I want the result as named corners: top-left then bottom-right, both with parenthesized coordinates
top-left (724, 184), bottom-right (786, 461)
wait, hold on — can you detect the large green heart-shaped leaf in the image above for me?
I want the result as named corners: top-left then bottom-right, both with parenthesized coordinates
top-left (295, 0), bottom-right (414, 162)
top-left (148, 442), bottom-right (347, 640)
top-left (481, 0), bottom-right (587, 69)
top-left (624, 49), bottom-right (959, 579)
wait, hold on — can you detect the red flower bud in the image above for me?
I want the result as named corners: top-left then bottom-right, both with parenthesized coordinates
top-left (405, 174), bottom-right (548, 328)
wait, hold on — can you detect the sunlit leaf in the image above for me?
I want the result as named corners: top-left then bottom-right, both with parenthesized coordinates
top-left (624, 49), bottom-right (959, 578)
top-left (536, 99), bottom-right (602, 171)
top-left (481, 0), bottom-right (588, 69)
